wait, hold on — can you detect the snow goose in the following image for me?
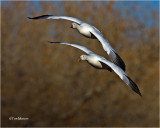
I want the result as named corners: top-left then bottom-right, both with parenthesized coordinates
top-left (28, 15), bottom-right (126, 71)
top-left (48, 41), bottom-right (141, 96)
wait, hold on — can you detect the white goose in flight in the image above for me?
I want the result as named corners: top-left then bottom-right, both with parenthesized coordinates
top-left (28, 15), bottom-right (126, 71)
top-left (48, 41), bottom-right (141, 96)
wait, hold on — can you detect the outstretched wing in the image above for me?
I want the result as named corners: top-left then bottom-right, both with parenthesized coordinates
top-left (28, 15), bottom-right (83, 25)
top-left (99, 58), bottom-right (141, 96)
top-left (90, 30), bottom-right (126, 71)
top-left (49, 41), bottom-right (94, 55)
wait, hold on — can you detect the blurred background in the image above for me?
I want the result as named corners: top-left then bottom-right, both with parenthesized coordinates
top-left (1, 1), bottom-right (159, 127)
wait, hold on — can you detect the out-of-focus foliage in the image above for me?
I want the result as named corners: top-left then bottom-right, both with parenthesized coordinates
top-left (1, 1), bottom-right (159, 127)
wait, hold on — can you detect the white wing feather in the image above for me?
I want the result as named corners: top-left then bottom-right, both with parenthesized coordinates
top-left (28, 15), bottom-right (83, 25)
top-left (49, 41), bottom-right (94, 55)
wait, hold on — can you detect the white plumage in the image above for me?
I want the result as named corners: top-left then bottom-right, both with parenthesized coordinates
top-left (28, 15), bottom-right (126, 71)
top-left (49, 41), bottom-right (141, 96)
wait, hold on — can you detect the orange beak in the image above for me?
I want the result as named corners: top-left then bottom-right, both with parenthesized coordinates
top-left (70, 24), bottom-right (73, 28)
top-left (78, 57), bottom-right (81, 62)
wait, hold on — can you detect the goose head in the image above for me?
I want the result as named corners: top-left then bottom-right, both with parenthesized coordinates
top-left (78, 55), bottom-right (88, 62)
top-left (70, 23), bottom-right (79, 29)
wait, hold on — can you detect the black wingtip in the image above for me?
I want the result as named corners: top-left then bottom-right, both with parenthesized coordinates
top-left (110, 50), bottom-right (126, 71)
top-left (27, 16), bottom-right (38, 19)
top-left (115, 52), bottom-right (126, 71)
top-left (48, 41), bottom-right (61, 44)
top-left (27, 15), bottom-right (53, 20)
top-left (136, 89), bottom-right (142, 97)
top-left (139, 93), bottom-right (142, 97)
top-left (137, 90), bottom-right (142, 97)
top-left (126, 75), bottom-right (142, 97)
top-left (27, 17), bottom-right (32, 19)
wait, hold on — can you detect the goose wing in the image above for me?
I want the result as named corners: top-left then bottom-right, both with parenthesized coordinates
top-left (90, 30), bottom-right (126, 71)
top-left (49, 41), bottom-right (94, 55)
top-left (99, 58), bottom-right (141, 96)
top-left (28, 15), bottom-right (83, 25)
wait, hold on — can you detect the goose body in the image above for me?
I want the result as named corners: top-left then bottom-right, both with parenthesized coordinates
top-left (85, 54), bottom-right (106, 69)
top-left (76, 23), bottom-right (102, 39)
